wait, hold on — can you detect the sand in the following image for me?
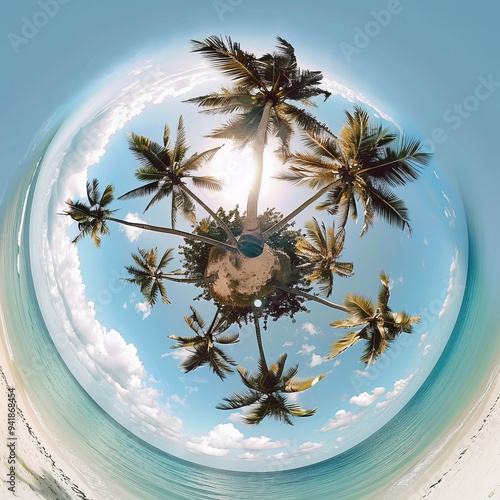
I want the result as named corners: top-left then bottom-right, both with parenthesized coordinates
top-left (0, 319), bottom-right (97, 499)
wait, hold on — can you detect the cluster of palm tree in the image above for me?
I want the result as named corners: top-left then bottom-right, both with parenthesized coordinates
top-left (62, 35), bottom-right (428, 426)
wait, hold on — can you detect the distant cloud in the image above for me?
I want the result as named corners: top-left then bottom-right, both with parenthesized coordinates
top-left (320, 410), bottom-right (363, 432)
top-left (439, 248), bottom-right (460, 319)
top-left (376, 374), bottom-right (415, 410)
top-left (135, 301), bottom-right (152, 320)
top-left (417, 333), bottom-right (428, 349)
top-left (423, 237), bottom-right (429, 246)
top-left (349, 387), bottom-right (386, 407)
top-left (308, 353), bottom-right (327, 368)
top-left (282, 341), bottom-right (294, 347)
top-left (186, 424), bottom-right (291, 457)
top-left (228, 412), bottom-right (245, 424)
top-left (302, 322), bottom-right (322, 336)
top-left (295, 441), bottom-right (325, 454)
top-left (170, 394), bottom-right (186, 406)
top-left (235, 453), bottom-right (260, 461)
top-left (353, 370), bottom-right (371, 379)
top-left (267, 452), bottom-right (288, 461)
top-left (297, 344), bottom-right (316, 355)
top-left (119, 212), bottom-right (146, 242)
top-left (423, 345), bottom-right (432, 356)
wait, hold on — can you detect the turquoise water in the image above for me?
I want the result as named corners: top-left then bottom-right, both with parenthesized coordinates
top-left (1, 142), bottom-right (497, 499)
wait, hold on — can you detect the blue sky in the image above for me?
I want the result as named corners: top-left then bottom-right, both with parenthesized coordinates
top-left (24, 40), bottom-right (468, 471)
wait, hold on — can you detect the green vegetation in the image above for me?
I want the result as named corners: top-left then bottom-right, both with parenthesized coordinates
top-left (63, 35), bottom-right (427, 425)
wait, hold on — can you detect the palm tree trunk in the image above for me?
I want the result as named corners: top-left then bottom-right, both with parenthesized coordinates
top-left (178, 183), bottom-right (238, 246)
top-left (161, 274), bottom-right (216, 284)
top-left (107, 217), bottom-right (237, 252)
top-left (253, 310), bottom-right (268, 374)
top-left (262, 182), bottom-right (336, 241)
top-left (275, 282), bottom-right (348, 312)
top-left (244, 100), bottom-right (274, 235)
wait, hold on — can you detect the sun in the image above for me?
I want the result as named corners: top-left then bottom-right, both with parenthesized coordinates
top-left (203, 143), bottom-right (279, 211)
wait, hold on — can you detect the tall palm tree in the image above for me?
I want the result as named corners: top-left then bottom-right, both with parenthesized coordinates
top-left (187, 35), bottom-right (331, 255)
top-left (296, 218), bottom-right (354, 297)
top-left (266, 106), bottom-right (431, 240)
top-left (63, 179), bottom-right (116, 247)
top-left (122, 248), bottom-right (212, 306)
top-left (328, 271), bottom-right (421, 367)
top-left (119, 116), bottom-right (238, 246)
top-left (63, 178), bottom-right (238, 253)
top-left (216, 311), bottom-right (324, 424)
top-left (169, 306), bottom-right (239, 380)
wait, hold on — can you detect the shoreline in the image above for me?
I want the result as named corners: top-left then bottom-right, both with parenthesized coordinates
top-left (386, 360), bottom-right (500, 500)
top-left (0, 316), bottom-right (97, 499)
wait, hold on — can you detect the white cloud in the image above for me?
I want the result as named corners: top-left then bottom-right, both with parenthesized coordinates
top-left (353, 370), bottom-right (371, 379)
top-left (123, 302), bottom-right (128, 309)
top-left (336, 437), bottom-right (343, 443)
top-left (349, 387), bottom-right (386, 407)
top-left (135, 301), bottom-right (152, 320)
top-left (228, 412), bottom-right (245, 424)
top-left (376, 374), bottom-right (415, 410)
top-left (296, 441), bottom-right (325, 454)
top-left (297, 344), bottom-right (316, 355)
top-left (267, 452), bottom-right (288, 461)
top-left (423, 237), bottom-right (429, 246)
top-left (417, 333), bottom-right (428, 349)
top-left (302, 322), bottom-right (321, 336)
top-left (320, 410), bottom-right (363, 432)
top-left (282, 341), bottom-right (293, 347)
top-left (170, 394), bottom-right (186, 406)
top-left (235, 452), bottom-right (260, 461)
top-left (423, 345), bottom-right (432, 356)
top-left (439, 248), bottom-right (460, 319)
top-left (186, 424), bottom-right (290, 457)
top-left (308, 353), bottom-right (327, 368)
top-left (119, 212), bottom-right (147, 242)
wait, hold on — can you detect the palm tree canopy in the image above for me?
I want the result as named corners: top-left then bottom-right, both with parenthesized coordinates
top-left (279, 105), bottom-right (431, 236)
top-left (186, 35), bottom-right (331, 152)
top-left (63, 179), bottom-right (116, 247)
top-left (119, 116), bottom-right (223, 227)
top-left (122, 248), bottom-right (177, 306)
top-left (217, 353), bottom-right (325, 425)
top-left (168, 306), bottom-right (239, 380)
top-left (328, 271), bottom-right (421, 366)
top-left (296, 217), bottom-right (354, 297)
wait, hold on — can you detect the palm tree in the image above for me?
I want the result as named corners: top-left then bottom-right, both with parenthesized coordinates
top-left (63, 178), bottom-right (238, 252)
top-left (122, 248), bottom-right (212, 306)
top-left (216, 311), bottom-right (324, 424)
top-left (266, 105), bottom-right (431, 240)
top-left (186, 35), bottom-right (331, 255)
top-left (119, 116), bottom-right (238, 246)
top-left (169, 306), bottom-right (239, 380)
top-left (63, 179), bottom-right (116, 247)
top-left (328, 271), bottom-right (421, 367)
top-left (296, 218), bottom-right (354, 297)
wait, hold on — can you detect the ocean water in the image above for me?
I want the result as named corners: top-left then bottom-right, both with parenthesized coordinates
top-left (0, 138), bottom-right (498, 500)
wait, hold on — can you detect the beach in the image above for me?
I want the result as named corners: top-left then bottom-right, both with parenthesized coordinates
top-left (0, 320), bottom-right (96, 499)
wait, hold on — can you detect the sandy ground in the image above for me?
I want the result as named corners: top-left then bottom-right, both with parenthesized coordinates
top-left (1, 310), bottom-right (499, 499)
top-left (0, 320), bottom-right (97, 499)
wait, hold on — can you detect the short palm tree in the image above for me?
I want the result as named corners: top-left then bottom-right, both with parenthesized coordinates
top-left (328, 271), bottom-right (421, 366)
top-left (169, 306), bottom-right (239, 380)
top-left (187, 35), bottom-right (331, 254)
top-left (296, 218), bottom-right (354, 297)
top-left (63, 178), bottom-right (238, 253)
top-left (63, 179), bottom-right (116, 247)
top-left (217, 311), bottom-right (324, 424)
top-left (119, 116), bottom-right (237, 246)
top-left (122, 248), bottom-right (211, 306)
top-left (268, 106), bottom-right (431, 239)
